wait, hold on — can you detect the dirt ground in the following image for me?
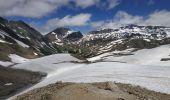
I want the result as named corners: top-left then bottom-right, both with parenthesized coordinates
top-left (15, 81), bottom-right (170, 100)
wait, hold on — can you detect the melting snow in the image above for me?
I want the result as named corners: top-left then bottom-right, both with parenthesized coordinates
top-left (8, 45), bottom-right (170, 99)
top-left (14, 39), bottom-right (29, 48)
top-left (4, 83), bottom-right (13, 86)
top-left (9, 54), bottom-right (29, 64)
top-left (0, 39), bottom-right (7, 43)
top-left (0, 61), bottom-right (13, 67)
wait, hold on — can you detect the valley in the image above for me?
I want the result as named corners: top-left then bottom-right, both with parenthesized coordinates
top-left (0, 16), bottom-right (170, 100)
top-left (7, 44), bottom-right (170, 100)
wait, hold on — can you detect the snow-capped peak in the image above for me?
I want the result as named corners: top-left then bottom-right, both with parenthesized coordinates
top-left (81, 24), bottom-right (170, 42)
top-left (63, 30), bottom-right (76, 38)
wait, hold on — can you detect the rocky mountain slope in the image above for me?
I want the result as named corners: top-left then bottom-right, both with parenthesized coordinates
top-left (1, 16), bottom-right (170, 62)
top-left (44, 27), bottom-right (83, 54)
top-left (45, 27), bottom-right (83, 44)
top-left (0, 17), bottom-right (83, 62)
top-left (0, 17), bottom-right (55, 62)
top-left (78, 24), bottom-right (170, 57)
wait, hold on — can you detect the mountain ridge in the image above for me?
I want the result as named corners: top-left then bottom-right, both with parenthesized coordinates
top-left (1, 16), bottom-right (170, 62)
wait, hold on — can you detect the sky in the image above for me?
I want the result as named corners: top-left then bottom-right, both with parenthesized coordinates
top-left (0, 0), bottom-right (170, 34)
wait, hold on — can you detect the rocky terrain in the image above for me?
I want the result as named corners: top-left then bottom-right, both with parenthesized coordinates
top-left (15, 82), bottom-right (170, 100)
top-left (78, 24), bottom-right (170, 57)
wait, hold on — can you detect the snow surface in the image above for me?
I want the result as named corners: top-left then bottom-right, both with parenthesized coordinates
top-left (63, 30), bottom-right (75, 38)
top-left (0, 61), bottom-right (13, 67)
top-left (13, 54), bottom-right (80, 74)
top-left (87, 48), bottom-right (135, 62)
top-left (96, 45), bottom-right (170, 66)
top-left (0, 39), bottom-right (6, 43)
top-left (14, 39), bottom-right (30, 48)
top-left (53, 62), bottom-right (170, 94)
top-left (0, 54), bottom-right (29, 67)
top-left (8, 46), bottom-right (170, 99)
top-left (9, 54), bottom-right (29, 63)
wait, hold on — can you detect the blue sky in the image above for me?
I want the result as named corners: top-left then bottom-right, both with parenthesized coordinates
top-left (1, 0), bottom-right (170, 34)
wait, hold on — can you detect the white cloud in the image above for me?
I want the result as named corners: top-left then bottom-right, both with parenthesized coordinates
top-left (93, 11), bottom-right (143, 29)
top-left (34, 10), bottom-right (170, 34)
top-left (0, 0), bottom-right (70, 18)
top-left (107, 0), bottom-right (120, 9)
top-left (95, 10), bottom-right (170, 29)
top-left (0, 0), bottom-right (120, 18)
top-left (144, 10), bottom-right (170, 26)
top-left (113, 11), bottom-right (143, 25)
top-left (74, 0), bottom-right (100, 8)
top-left (90, 21), bottom-right (105, 28)
top-left (35, 13), bottom-right (92, 33)
top-left (47, 13), bottom-right (91, 27)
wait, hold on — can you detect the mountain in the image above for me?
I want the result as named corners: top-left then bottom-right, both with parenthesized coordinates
top-left (44, 27), bottom-right (83, 55)
top-left (78, 24), bottom-right (170, 56)
top-left (82, 24), bottom-right (169, 41)
top-left (1, 16), bottom-right (170, 61)
top-left (45, 27), bottom-right (83, 45)
top-left (0, 17), bottom-right (58, 62)
top-left (0, 17), bottom-right (85, 63)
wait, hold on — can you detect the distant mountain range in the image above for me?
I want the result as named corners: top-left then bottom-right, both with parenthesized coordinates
top-left (1, 16), bottom-right (170, 61)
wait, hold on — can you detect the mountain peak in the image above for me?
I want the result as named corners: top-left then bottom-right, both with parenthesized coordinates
top-left (46, 27), bottom-right (83, 42)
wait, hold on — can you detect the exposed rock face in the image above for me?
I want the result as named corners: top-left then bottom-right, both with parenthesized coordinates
top-left (78, 24), bottom-right (170, 57)
top-left (45, 27), bottom-right (83, 44)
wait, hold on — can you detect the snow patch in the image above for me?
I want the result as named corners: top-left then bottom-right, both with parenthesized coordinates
top-left (144, 39), bottom-right (151, 42)
top-left (103, 44), bottom-right (170, 66)
top-left (63, 30), bottom-right (75, 38)
top-left (0, 39), bottom-right (7, 43)
top-left (4, 83), bottom-right (13, 86)
top-left (14, 39), bottom-right (29, 48)
top-left (33, 52), bottom-right (38, 56)
top-left (0, 61), bottom-right (13, 67)
top-left (9, 54), bottom-right (29, 63)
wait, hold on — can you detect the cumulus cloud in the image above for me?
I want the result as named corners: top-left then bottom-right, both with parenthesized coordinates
top-left (35, 13), bottom-right (92, 34)
top-left (33, 10), bottom-right (170, 34)
top-left (94, 10), bottom-right (170, 29)
top-left (92, 11), bottom-right (143, 29)
top-left (47, 13), bottom-right (91, 27)
top-left (0, 0), bottom-right (70, 18)
top-left (107, 0), bottom-right (120, 9)
top-left (74, 0), bottom-right (100, 8)
top-left (144, 10), bottom-right (170, 26)
top-left (0, 0), bottom-right (120, 18)
top-left (90, 21), bottom-right (105, 28)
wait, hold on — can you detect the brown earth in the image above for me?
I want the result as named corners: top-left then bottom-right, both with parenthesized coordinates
top-left (15, 81), bottom-right (170, 100)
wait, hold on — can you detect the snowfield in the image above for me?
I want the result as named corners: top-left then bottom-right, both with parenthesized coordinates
top-left (0, 54), bottom-right (30, 67)
top-left (13, 54), bottom-right (81, 74)
top-left (0, 61), bottom-right (13, 67)
top-left (9, 54), bottom-right (30, 64)
top-left (8, 45), bottom-right (170, 99)
top-left (88, 44), bottom-right (170, 66)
